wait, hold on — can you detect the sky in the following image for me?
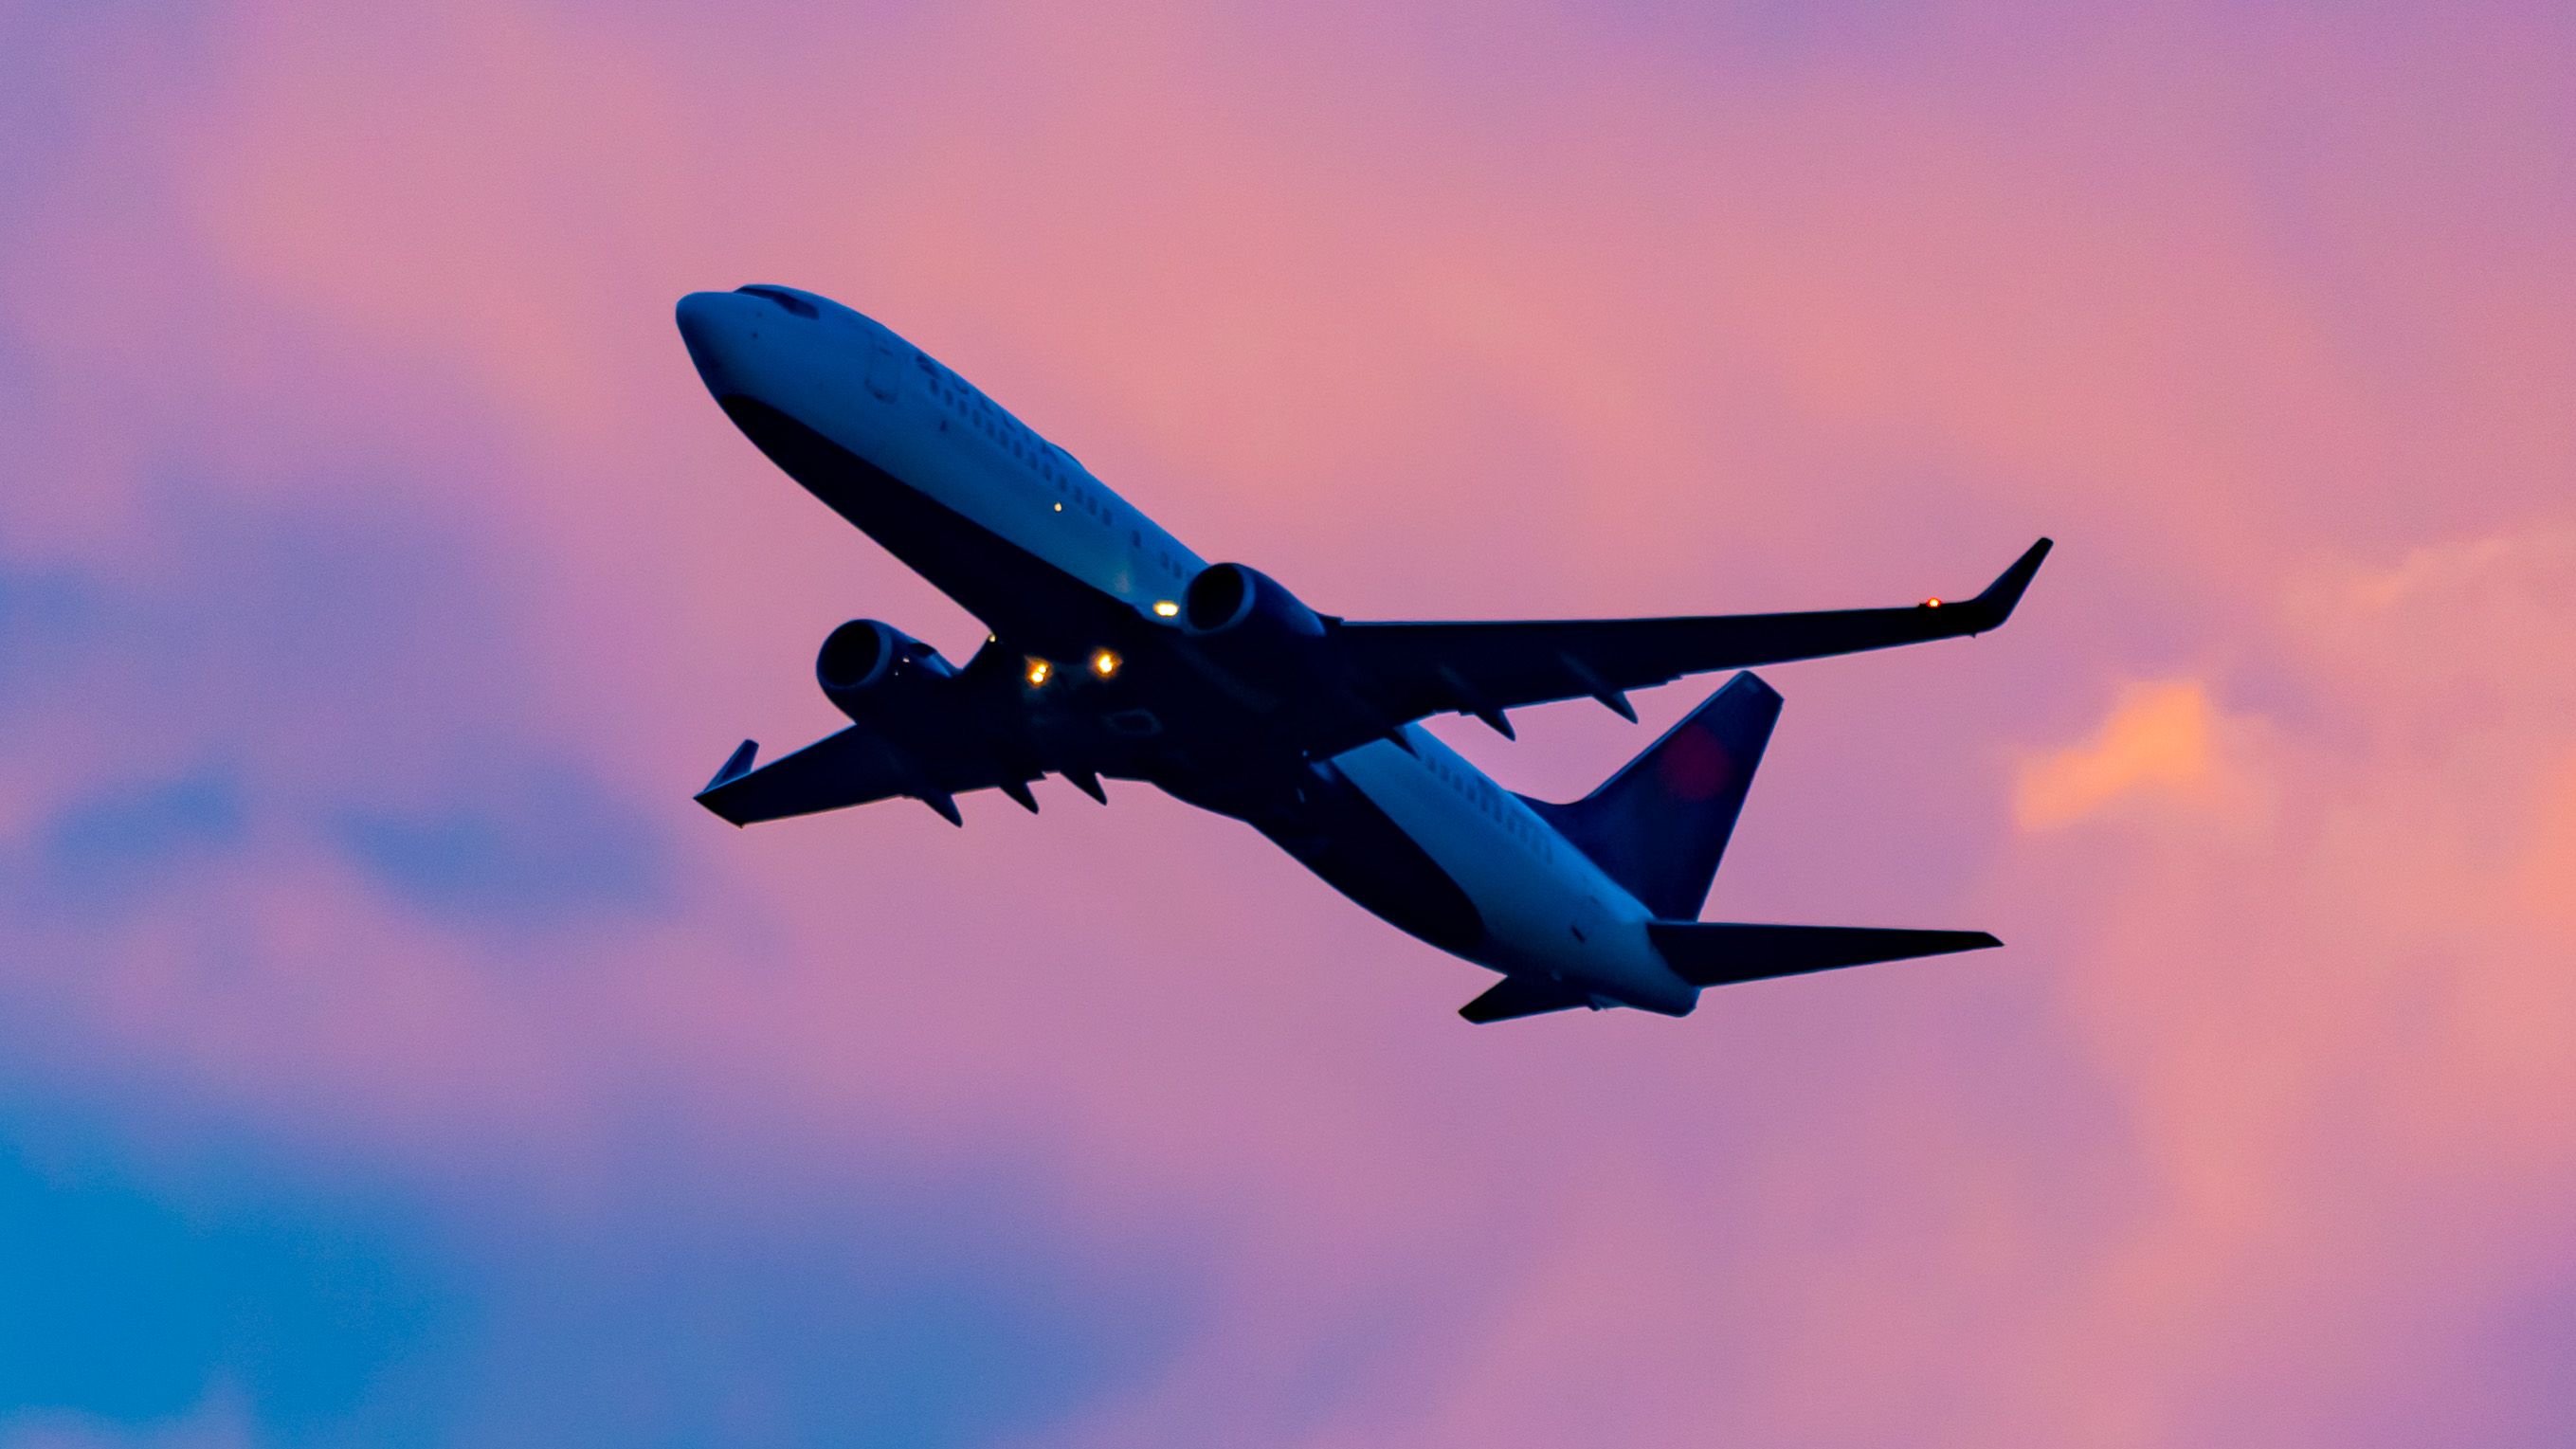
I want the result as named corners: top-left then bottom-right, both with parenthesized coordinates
top-left (1, 1), bottom-right (2571, 1444)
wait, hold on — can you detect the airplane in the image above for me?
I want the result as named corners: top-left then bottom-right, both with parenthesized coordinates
top-left (678, 284), bottom-right (2050, 1023)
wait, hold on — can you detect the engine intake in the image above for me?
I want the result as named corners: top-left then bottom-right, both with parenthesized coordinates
top-left (816, 619), bottom-right (956, 721)
top-left (1183, 563), bottom-right (1324, 641)
top-left (1179, 564), bottom-right (1332, 705)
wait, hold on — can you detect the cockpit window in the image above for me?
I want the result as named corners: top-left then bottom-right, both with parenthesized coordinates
top-left (735, 286), bottom-right (818, 318)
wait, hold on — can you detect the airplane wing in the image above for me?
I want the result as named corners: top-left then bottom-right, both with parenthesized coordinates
top-left (1334, 538), bottom-right (2050, 737)
top-left (694, 725), bottom-right (1033, 828)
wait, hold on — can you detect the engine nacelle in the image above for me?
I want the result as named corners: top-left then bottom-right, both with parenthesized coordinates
top-left (815, 619), bottom-right (957, 722)
top-left (1183, 563), bottom-right (1326, 640)
top-left (1180, 563), bottom-right (1331, 698)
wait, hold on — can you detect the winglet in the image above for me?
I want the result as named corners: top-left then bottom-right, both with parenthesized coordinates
top-left (704, 740), bottom-right (759, 795)
top-left (1963, 537), bottom-right (2052, 632)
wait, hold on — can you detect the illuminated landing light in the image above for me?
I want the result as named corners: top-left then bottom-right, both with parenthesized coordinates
top-left (1922, 596), bottom-right (1943, 608)
top-left (1152, 600), bottom-right (1180, 619)
top-left (1025, 658), bottom-right (1053, 686)
top-left (1053, 502), bottom-right (1063, 512)
top-left (1090, 648), bottom-right (1122, 679)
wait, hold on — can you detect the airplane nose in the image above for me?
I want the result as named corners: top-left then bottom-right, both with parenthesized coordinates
top-left (676, 291), bottom-right (737, 391)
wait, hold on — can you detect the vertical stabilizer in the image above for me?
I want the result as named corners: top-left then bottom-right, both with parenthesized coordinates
top-left (1520, 672), bottom-right (1781, 918)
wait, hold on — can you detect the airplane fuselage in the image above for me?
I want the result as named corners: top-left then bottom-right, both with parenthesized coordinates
top-left (680, 285), bottom-right (1696, 1013)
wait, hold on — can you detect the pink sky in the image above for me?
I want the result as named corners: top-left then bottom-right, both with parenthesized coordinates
top-left (1, 2), bottom-right (2570, 1444)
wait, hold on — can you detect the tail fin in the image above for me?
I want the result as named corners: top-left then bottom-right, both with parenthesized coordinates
top-left (1519, 672), bottom-right (1782, 918)
top-left (1647, 922), bottom-right (2000, 988)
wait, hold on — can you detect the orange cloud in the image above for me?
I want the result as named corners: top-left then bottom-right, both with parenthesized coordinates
top-left (2013, 679), bottom-right (2259, 831)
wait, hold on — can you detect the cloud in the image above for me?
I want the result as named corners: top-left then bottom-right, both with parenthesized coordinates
top-left (0, 1140), bottom-right (445, 1440)
top-left (328, 765), bottom-right (666, 930)
top-left (1976, 530), bottom-right (2576, 1448)
top-left (2012, 679), bottom-right (2265, 832)
top-left (2283, 530), bottom-right (2576, 716)
top-left (1, 1394), bottom-right (259, 1449)
top-left (34, 770), bottom-right (246, 909)
top-left (0, 1108), bottom-right (1200, 1449)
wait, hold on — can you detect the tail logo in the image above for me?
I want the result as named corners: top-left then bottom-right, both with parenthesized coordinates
top-left (1654, 728), bottom-right (1738, 803)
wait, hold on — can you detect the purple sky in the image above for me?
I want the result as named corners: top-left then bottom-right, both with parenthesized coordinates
top-left (3, 2), bottom-right (2572, 1445)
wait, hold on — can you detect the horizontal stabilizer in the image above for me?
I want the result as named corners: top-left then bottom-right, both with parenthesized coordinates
top-left (1460, 974), bottom-right (1596, 1023)
top-left (1647, 921), bottom-right (2000, 988)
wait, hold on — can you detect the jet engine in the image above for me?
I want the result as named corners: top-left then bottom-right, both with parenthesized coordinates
top-left (1183, 562), bottom-right (1326, 643)
top-left (816, 619), bottom-right (958, 722)
top-left (1178, 563), bottom-right (1333, 704)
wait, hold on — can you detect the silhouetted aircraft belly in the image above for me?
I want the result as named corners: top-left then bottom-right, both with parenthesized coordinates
top-left (678, 285), bottom-right (2047, 1021)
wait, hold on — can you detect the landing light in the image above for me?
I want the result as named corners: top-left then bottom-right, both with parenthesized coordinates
top-left (1090, 648), bottom-right (1122, 679)
top-left (1053, 502), bottom-right (1063, 512)
top-left (1152, 600), bottom-right (1179, 619)
top-left (1922, 596), bottom-right (1943, 608)
top-left (1026, 658), bottom-right (1053, 686)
